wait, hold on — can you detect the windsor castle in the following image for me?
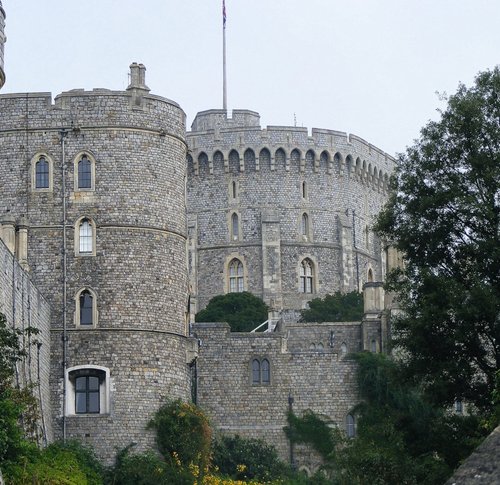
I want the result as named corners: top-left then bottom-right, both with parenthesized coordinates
top-left (0, 2), bottom-right (399, 471)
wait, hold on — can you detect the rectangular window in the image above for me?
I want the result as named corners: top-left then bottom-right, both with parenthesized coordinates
top-left (75, 375), bottom-right (100, 414)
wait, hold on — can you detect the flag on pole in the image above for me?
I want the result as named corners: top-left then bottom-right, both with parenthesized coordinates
top-left (223, 0), bottom-right (227, 28)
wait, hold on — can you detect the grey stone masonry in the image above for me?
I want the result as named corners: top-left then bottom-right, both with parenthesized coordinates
top-left (187, 109), bottom-right (395, 313)
top-left (194, 319), bottom-right (362, 472)
top-left (0, 237), bottom-right (53, 446)
top-left (0, 64), bottom-right (194, 463)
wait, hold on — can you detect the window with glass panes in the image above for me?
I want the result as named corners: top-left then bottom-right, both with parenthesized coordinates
top-left (35, 156), bottom-right (49, 188)
top-left (79, 290), bottom-right (93, 325)
top-left (229, 259), bottom-right (244, 292)
top-left (79, 219), bottom-right (93, 253)
top-left (300, 259), bottom-right (314, 293)
top-left (78, 155), bottom-right (92, 188)
top-left (75, 375), bottom-right (100, 413)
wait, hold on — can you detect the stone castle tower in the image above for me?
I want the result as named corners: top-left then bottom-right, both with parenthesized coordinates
top-left (0, 63), bottom-right (195, 462)
top-left (0, 0), bottom-right (5, 89)
top-left (187, 110), bottom-right (394, 318)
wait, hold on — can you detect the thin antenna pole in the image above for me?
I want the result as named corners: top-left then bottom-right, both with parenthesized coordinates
top-left (222, 0), bottom-right (227, 111)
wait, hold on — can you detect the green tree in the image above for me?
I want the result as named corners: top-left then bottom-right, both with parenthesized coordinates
top-left (300, 291), bottom-right (364, 323)
top-left (375, 67), bottom-right (500, 413)
top-left (195, 292), bottom-right (269, 332)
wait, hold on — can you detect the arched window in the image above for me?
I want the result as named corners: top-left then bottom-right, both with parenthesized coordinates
top-left (261, 359), bottom-right (270, 384)
top-left (80, 290), bottom-right (94, 325)
top-left (346, 414), bottom-right (356, 438)
top-left (302, 181), bottom-right (307, 199)
top-left (252, 359), bottom-right (260, 384)
top-left (340, 342), bottom-right (348, 355)
top-left (370, 339), bottom-right (377, 352)
top-left (79, 219), bottom-right (93, 253)
top-left (368, 268), bottom-right (374, 282)
top-left (231, 213), bottom-right (239, 240)
top-left (78, 155), bottom-right (92, 189)
top-left (35, 156), bottom-right (49, 188)
top-left (31, 153), bottom-right (53, 192)
top-left (231, 181), bottom-right (237, 199)
top-left (75, 217), bottom-right (96, 256)
top-left (75, 288), bottom-right (98, 327)
top-left (251, 358), bottom-right (270, 385)
top-left (300, 258), bottom-right (314, 293)
top-left (229, 258), bottom-right (244, 293)
top-left (301, 213), bottom-right (309, 238)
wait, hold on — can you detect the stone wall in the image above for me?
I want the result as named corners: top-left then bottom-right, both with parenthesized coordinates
top-left (187, 109), bottom-right (395, 313)
top-left (194, 320), bottom-right (363, 470)
top-left (0, 237), bottom-right (53, 446)
top-left (0, 67), bottom-right (194, 463)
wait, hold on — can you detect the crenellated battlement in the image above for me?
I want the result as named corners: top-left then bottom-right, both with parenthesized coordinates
top-left (0, 87), bottom-right (186, 140)
top-left (187, 114), bottom-right (394, 193)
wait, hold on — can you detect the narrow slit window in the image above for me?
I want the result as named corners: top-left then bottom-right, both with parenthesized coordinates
top-left (301, 213), bottom-right (309, 237)
top-left (231, 213), bottom-right (239, 240)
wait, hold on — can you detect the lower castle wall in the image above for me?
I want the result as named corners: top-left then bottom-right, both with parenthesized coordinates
top-left (0, 239), bottom-right (53, 446)
top-left (49, 330), bottom-right (193, 464)
top-left (194, 321), bottom-right (361, 470)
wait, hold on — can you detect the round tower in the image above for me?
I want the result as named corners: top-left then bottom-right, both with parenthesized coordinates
top-left (0, 0), bottom-right (6, 89)
top-left (187, 110), bottom-right (395, 319)
top-left (0, 64), bottom-right (193, 463)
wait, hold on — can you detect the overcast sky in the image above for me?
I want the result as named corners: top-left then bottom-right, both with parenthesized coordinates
top-left (3, 0), bottom-right (500, 155)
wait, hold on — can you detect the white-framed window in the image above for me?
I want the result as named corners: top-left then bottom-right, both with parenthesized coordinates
top-left (74, 152), bottom-right (96, 191)
top-left (251, 358), bottom-right (270, 385)
top-left (65, 365), bottom-right (110, 415)
top-left (75, 217), bottom-right (96, 256)
top-left (300, 258), bottom-right (314, 293)
top-left (229, 258), bottom-right (244, 293)
top-left (31, 152), bottom-right (54, 192)
top-left (74, 287), bottom-right (98, 327)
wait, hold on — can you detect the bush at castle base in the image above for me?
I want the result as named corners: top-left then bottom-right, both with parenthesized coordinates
top-left (195, 292), bottom-right (269, 332)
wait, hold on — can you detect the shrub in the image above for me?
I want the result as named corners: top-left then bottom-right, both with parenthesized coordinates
top-left (212, 434), bottom-right (289, 481)
top-left (148, 399), bottom-right (212, 474)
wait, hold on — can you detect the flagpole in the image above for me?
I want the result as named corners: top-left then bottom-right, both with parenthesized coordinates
top-left (222, 0), bottom-right (227, 112)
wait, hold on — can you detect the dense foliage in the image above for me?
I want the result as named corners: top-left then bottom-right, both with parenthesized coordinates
top-left (148, 399), bottom-right (212, 475)
top-left (375, 67), bottom-right (500, 412)
top-left (286, 352), bottom-right (487, 484)
top-left (212, 434), bottom-right (289, 481)
top-left (300, 291), bottom-right (364, 323)
top-left (195, 292), bottom-right (269, 332)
